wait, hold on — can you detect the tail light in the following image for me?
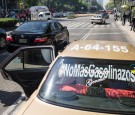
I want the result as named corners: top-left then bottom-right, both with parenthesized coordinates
top-left (6, 36), bottom-right (13, 42)
top-left (34, 37), bottom-right (48, 43)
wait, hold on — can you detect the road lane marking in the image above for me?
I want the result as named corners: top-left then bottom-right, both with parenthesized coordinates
top-left (88, 24), bottom-right (93, 28)
top-left (74, 22), bottom-right (85, 27)
top-left (107, 24), bottom-right (110, 27)
top-left (68, 22), bottom-right (81, 27)
top-left (88, 32), bottom-right (125, 35)
top-left (81, 29), bottom-right (93, 40)
top-left (81, 23), bottom-right (90, 27)
top-left (111, 23), bottom-right (115, 27)
top-left (94, 25), bottom-right (99, 28)
top-left (101, 25), bottom-right (105, 27)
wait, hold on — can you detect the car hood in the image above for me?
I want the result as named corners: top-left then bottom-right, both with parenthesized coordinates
top-left (17, 96), bottom-right (114, 115)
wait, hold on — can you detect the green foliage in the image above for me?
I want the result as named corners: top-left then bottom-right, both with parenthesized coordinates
top-left (67, 14), bottom-right (77, 19)
top-left (105, 1), bottom-right (114, 10)
top-left (25, 0), bottom-right (87, 12)
top-left (0, 18), bottom-right (18, 29)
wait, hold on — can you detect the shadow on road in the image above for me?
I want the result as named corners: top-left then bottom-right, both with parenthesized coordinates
top-left (0, 90), bottom-right (22, 106)
top-left (94, 23), bottom-right (111, 25)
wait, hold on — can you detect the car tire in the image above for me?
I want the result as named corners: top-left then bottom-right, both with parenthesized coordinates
top-left (91, 22), bottom-right (93, 24)
top-left (20, 17), bottom-right (26, 22)
top-left (0, 36), bottom-right (6, 49)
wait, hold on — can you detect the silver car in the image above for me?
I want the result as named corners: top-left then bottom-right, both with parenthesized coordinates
top-left (91, 14), bottom-right (106, 24)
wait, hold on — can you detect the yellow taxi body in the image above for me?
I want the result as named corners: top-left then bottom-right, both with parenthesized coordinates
top-left (17, 40), bottom-right (135, 115)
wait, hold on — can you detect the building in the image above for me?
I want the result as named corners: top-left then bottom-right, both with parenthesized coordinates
top-left (97, 0), bottom-right (103, 7)
top-left (0, 0), bottom-right (18, 11)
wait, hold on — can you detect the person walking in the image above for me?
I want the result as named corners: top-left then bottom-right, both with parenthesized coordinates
top-left (130, 16), bottom-right (135, 31)
top-left (114, 12), bottom-right (118, 21)
top-left (122, 12), bottom-right (127, 26)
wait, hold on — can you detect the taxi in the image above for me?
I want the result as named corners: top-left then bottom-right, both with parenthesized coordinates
top-left (1, 40), bottom-right (135, 115)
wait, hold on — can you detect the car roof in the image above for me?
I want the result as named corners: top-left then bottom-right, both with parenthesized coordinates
top-left (60, 40), bottom-right (135, 61)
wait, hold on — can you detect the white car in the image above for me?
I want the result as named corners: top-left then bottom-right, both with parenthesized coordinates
top-left (91, 14), bottom-right (106, 24)
top-left (38, 11), bottom-right (52, 20)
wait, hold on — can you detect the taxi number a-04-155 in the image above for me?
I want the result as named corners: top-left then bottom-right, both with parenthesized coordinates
top-left (70, 44), bottom-right (129, 53)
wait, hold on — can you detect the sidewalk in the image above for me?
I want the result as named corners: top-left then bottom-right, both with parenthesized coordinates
top-left (116, 20), bottom-right (135, 42)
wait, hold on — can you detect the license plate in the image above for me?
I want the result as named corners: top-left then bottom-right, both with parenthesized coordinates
top-left (19, 39), bottom-right (27, 43)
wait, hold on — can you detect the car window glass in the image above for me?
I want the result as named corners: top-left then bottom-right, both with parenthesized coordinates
top-left (56, 22), bottom-right (63, 30)
top-left (5, 52), bottom-right (23, 70)
top-left (50, 23), bottom-right (55, 31)
top-left (39, 57), bottom-right (135, 113)
top-left (54, 22), bottom-right (60, 30)
top-left (16, 22), bottom-right (48, 32)
top-left (5, 48), bottom-right (53, 70)
top-left (45, 13), bottom-right (50, 15)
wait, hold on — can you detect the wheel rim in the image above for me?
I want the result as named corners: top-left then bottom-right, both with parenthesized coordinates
top-left (0, 37), bottom-right (6, 48)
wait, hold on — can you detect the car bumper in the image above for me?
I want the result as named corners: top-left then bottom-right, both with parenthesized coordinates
top-left (91, 20), bottom-right (102, 23)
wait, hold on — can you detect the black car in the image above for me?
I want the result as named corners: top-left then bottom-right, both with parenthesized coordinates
top-left (6, 20), bottom-right (69, 53)
top-left (0, 28), bottom-right (6, 49)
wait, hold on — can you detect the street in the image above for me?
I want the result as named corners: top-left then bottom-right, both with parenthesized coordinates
top-left (0, 14), bottom-right (135, 114)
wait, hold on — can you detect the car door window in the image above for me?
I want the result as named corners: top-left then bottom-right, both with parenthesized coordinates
top-left (5, 48), bottom-right (53, 70)
top-left (56, 22), bottom-right (63, 30)
top-left (50, 23), bottom-right (55, 31)
top-left (54, 22), bottom-right (60, 30)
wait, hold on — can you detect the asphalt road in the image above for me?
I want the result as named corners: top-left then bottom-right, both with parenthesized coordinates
top-left (0, 14), bottom-right (134, 114)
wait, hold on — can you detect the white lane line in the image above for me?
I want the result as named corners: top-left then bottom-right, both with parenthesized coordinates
top-left (81, 23), bottom-right (90, 27)
top-left (111, 23), bottom-right (116, 27)
top-left (68, 22), bottom-right (81, 27)
top-left (101, 25), bottom-right (105, 27)
top-left (94, 25), bottom-right (99, 28)
top-left (1, 94), bottom-right (26, 115)
top-left (107, 24), bottom-right (110, 28)
top-left (74, 22), bottom-right (85, 27)
top-left (61, 22), bottom-right (73, 26)
top-left (81, 29), bottom-right (93, 40)
top-left (88, 24), bottom-right (93, 28)
top-left (89, 32), bottom-right (125, 35)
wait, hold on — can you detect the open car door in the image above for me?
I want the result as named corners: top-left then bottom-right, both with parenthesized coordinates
top-left (0, 45), bottom-right (55, 97)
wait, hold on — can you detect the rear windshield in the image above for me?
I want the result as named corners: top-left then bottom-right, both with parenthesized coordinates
top-left (94, 15), bottom-right (101, 18)
top-left (16, 22), bottom-right (48, 32)
top-left (39, 57), bottom-right (135, 114)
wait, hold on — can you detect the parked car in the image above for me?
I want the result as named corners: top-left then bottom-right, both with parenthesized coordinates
top-left (1, 40), bottom-right (135, 115)
top-left (91, 14), bottom-right (106, 24)
top-left (0, 28), bottom-right (6, 49)
top-left (6, 20), bottom-right (69, 53)
top-left (53, 12), bottom-right (63, 18)
top-left (38, 11), bottom-right (52, 20)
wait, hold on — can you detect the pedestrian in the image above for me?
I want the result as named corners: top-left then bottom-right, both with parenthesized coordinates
top-left (114, 12), bottom-right (118, 21)
top-left (130, 16), bottom-right (135, 31)
top-left (122, 12), bottom-right (127, 26)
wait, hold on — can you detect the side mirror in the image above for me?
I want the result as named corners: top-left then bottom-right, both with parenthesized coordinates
top-left (63, 26), bottom-right (67, 29)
